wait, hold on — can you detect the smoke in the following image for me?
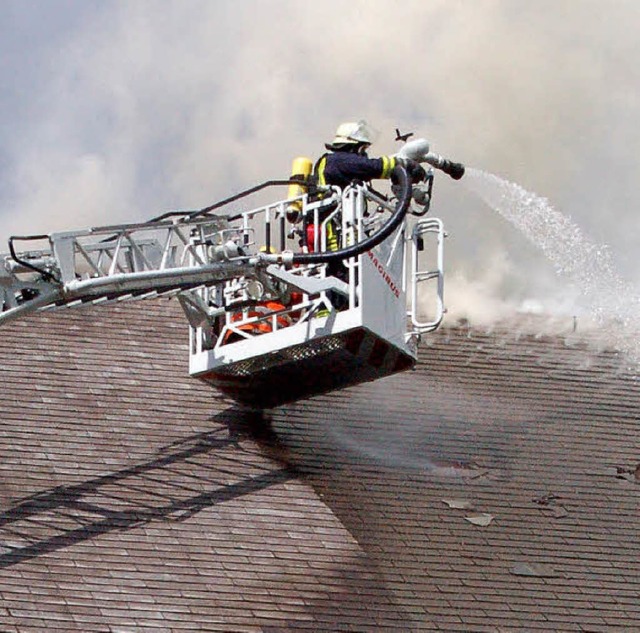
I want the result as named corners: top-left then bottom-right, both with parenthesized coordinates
top-left (443, 252), bottom-right (521, 327)
top-left (1, 0), bottom-right (639, 323)
top-left (277, 369), bottom-right (539, 477)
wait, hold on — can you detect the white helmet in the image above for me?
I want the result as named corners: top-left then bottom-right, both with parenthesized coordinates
top-left (329, 120), bottom-right (378, 147)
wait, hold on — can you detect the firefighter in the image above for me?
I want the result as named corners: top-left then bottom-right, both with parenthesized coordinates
top-left (304, 120), bottom-right (425, 255)
top-left (315, 120), bottom-right (427, 189)
top-left (309, 121), bottom-right (426, 252)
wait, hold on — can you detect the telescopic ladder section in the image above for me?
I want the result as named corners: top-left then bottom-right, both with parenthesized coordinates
top-left (1, 175), bottom-right (447, 407)
top-left (0, 215), bottom-right (255, 325)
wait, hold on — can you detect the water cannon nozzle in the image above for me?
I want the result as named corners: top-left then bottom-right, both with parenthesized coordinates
top-left (443, 160), bottom-right (465, 180)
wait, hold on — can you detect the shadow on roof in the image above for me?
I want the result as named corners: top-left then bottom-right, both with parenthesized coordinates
top-left (0, 407), bottom-right (294, 570)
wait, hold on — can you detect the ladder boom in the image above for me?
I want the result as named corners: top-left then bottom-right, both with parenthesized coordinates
top-left (1, 214), bottom-right (259, 324)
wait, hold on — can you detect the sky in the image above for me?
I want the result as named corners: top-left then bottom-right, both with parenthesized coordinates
top-left (1, 0), bottom-right (639, 324)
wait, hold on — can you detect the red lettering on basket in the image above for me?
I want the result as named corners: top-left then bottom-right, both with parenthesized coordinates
top-left (367, 251), bottom-right (400, 298)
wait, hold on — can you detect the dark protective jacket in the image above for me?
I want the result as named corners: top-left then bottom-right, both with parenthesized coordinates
top-left (315, 151), bottom-right (397, 189)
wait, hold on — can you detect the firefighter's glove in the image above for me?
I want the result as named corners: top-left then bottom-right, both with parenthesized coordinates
top-left (442, 160), bottom-right (465, 180)
top-left (409, 160), bottom-right (427, 183)
top-left (399, 158), bottom-right (427, 183)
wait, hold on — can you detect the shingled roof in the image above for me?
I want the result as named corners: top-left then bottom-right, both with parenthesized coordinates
top-left (1, 299), bottom-right (638, 631)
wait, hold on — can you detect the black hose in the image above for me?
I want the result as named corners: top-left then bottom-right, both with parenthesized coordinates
top-left (289, 165), bottom-right (412, 265)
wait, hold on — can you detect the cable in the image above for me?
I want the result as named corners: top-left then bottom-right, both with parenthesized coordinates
top-left (149, 179), bottom-right (303, 223)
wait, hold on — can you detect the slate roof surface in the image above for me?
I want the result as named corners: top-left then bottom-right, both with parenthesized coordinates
top-left (0, 299), bottom-right (638, 632)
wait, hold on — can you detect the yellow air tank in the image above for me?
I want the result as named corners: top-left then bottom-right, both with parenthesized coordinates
top-left (287, 156), bottom-right (313, 221)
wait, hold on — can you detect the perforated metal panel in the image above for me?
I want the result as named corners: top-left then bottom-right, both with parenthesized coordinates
top-left (199, 327), bottom-right (416, 408)
top-left (215, 334), bottom-right (348, 377)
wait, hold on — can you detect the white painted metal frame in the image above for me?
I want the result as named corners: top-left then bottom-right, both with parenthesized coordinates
top-left (407, 218), bottom-right (446, 333)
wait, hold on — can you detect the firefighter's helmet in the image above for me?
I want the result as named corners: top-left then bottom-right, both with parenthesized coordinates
top-left (328, 120), bottom-right (377, 148)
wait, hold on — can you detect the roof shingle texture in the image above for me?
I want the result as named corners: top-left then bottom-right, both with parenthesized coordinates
top-left (0, 300), bottom-right (638, 632)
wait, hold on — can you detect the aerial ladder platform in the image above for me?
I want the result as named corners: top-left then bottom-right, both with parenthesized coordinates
top-left (0, 139), bottom-right (455, 408)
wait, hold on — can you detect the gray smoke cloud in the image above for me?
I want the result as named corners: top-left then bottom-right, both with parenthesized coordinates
top-left (1, 0), bottom-right (639, 321)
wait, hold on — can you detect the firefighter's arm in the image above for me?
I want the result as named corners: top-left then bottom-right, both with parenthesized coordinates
top-left (349, 154), bottom-right (426, 184)
top-left (333, 154), bottom-right (397, 182)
